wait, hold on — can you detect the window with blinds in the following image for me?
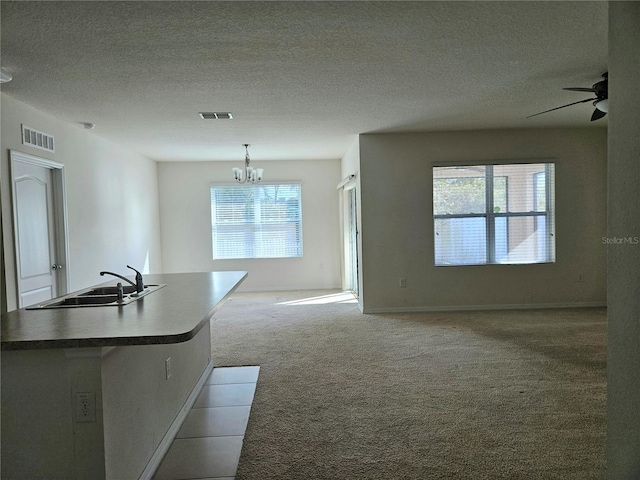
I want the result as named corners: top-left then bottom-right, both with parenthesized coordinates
top-left (433, 163), bottom-right (555, 266)
top-left (210, 183), bottom-right (303, 259)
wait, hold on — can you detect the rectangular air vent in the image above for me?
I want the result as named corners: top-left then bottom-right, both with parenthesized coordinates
top-left (199, 112), bottom-right (233, 120)
top-left (22, 125), bottom-right (55, 152)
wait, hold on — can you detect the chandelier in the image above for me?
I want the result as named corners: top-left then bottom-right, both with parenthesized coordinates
top-left (232, 144), bottom-right (263, 184)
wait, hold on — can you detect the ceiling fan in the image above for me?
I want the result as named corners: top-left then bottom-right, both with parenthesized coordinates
top-left (528, 72), bottom-right (608, 121)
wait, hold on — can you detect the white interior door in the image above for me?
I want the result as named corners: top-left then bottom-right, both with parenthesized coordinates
top-left (11, 156), bottom-right (61, 307)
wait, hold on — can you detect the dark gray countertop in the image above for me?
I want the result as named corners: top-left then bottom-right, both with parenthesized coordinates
top-left (1, 271), bottom-right (247, 350)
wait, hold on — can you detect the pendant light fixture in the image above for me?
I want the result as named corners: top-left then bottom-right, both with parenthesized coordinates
top-left (232, 144), bottom-right (263, 184)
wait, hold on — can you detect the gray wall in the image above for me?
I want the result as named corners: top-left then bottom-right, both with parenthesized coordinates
top-left (1, 94), bottom-right (163, 312)
top-left (606, 3), bottom-right (640, 478)
top-left (358, 128), bottom-right (607, 312)
top-left (157, 159), bottom-right (341, 291)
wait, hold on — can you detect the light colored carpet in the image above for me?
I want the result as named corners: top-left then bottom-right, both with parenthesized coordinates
top-left (210, 290), bottom-right (606, 479)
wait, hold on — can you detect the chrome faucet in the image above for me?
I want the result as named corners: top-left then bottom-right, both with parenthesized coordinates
top-left (126, 265), bottom-right (145, 293)
top-left (99, 265), bottom-right (144, 294)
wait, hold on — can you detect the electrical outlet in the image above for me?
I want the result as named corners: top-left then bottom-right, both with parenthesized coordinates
top-left (399, 278), bottom-right (407, 288)
top-left (165, 357), bottom-right (172, 380)
top-left (75, 392), bottom-right (96, 423)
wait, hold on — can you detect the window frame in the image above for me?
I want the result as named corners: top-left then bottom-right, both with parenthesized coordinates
top-left (210, 182), bottom-right (303, 260)
top-left (433, 162), bottom-right (555, 266)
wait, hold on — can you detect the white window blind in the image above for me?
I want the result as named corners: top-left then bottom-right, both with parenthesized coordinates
top-left (433, 163), bottom-right (555, 266)
top-left (211, 183), bottom-right (303, 259)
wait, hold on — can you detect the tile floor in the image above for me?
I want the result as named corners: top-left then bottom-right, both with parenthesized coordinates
top-left (153, 366), bottom-right (260, 480)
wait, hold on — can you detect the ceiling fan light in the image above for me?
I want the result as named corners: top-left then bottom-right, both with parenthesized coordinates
top-left (0, 67), bottom-right (12, 83)
top-left (595, 99), bottom-right (608, 113)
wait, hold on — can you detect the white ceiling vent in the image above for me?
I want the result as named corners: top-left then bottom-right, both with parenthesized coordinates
top-left (199, 112), bottom-right (233, 120)
top-left (21, 125), bottom-right (55, 152)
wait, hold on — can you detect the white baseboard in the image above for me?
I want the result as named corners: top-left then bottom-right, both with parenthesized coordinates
top-left (363, 301), bottom-right (607, 314)
top-left (235, 285), bottom-right (342, 293)
top-left (139, 360), bottom-right (214, 480)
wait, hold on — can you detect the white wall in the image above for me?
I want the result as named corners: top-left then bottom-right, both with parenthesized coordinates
top-left (1, 348), bottom-right (92, 479)
top-left (606, 3), bottom-right (640, 478)
top-left (102, 325), bottom-right (211, 479)
top-left (158, 159), bottom-right (341, 291)
top-left (1, 94), bottom-right (162, 312)
top-left (358, 127), bottom-right (607, 312)
top-left (1, 325), bottom-right (211, 479)
top-left (341, 138), bottom-right (360, 181)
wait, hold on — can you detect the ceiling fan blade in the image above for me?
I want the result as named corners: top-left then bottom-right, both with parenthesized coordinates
top-left (563, 87), bottom-right (596, 92)
top-left (527, 98), bottom-right (595, 118)
top-left (591, 109), bottom-right (607, 121)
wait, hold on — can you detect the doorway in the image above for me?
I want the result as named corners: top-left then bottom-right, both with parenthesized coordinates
top-left (345, 184), bottom-right (358, 296)
top-left (10, 150), bottom-right (69, 308)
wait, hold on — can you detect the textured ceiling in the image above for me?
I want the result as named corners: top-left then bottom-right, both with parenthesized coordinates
top-left (0, 1), bottom-right (608, 162)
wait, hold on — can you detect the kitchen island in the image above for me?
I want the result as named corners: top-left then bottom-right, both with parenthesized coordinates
top-left (1, 271), bottom-right (247, 480)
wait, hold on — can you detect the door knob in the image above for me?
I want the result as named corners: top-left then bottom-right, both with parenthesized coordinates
top-left (52, 264), bottom-right (63, 270)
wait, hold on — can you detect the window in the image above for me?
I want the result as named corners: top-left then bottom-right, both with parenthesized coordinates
top-left (433, 163), bottom-right (555, 266)
top-left (210, 183), bottom-right (302, 259)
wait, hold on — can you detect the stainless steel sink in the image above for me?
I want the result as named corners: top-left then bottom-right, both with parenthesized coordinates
top-left (27, 284), bottom-right (166, 309)
top-left (53, 295), bottom-right (121, 306)
top-left (79, 286), bottom-right (136, 296)
top-left (79, 285), bottom-right (158, 296)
